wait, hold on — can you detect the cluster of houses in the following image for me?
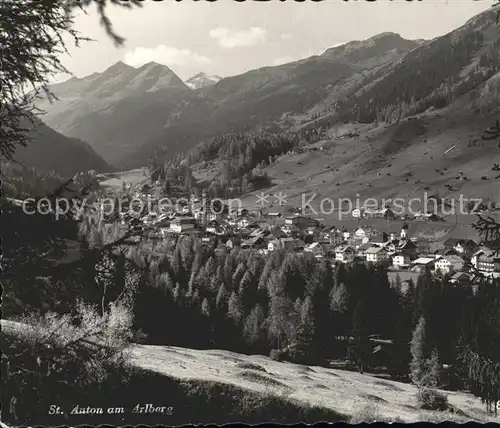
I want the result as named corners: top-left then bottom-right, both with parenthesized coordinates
top-left (351, 207), bottom-right (442, 222)
top-left (114, 192), bottom-right (500, 283)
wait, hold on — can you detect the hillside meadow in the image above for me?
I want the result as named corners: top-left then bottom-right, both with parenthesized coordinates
top-left (127, 343), bottom-right (497, 424)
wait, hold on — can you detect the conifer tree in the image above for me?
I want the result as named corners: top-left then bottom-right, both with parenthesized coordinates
top-left (330, 282), bottom-right (350, 339)
top-left (350, 300), bottom-right (371, 374)
top-left (410, 317), bottom-right (444, 400)
top-left (243, 304), bottom-right (266, 351)
top-left (232, 262), bottom-right (247, 292)
top-left (172, 283), bottom-right (182, 304)
top-left (216, 283), bottom-right (229, 313)
top-left (239, 271), bottom-right (254, 314)
top-left (291, 296), bottom-right (316, 364)
top-left (268, 295), bottom-right (294, 350)
top-left (201, 298), bottom-right (211, 318)
top-left (410, 316), bottom-right (429, 388)
top-left (330, 282), bottom-right (349, 313)
top-left (227, 291), bottom-right (243, 324)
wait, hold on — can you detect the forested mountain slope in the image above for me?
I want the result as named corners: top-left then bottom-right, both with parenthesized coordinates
top-left (37, 7), bottom-right (500, 171)
top-left (12, 118), bottom-right (111, 178)
top-left (38, 34), bottom-right (420, 168)
top-left (334, 8), bottom-right (500, 124)
top-left (36, 61), bottom-right (191, 164)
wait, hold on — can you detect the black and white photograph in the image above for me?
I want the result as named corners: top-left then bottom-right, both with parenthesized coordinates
top-left (2, 0), bottom-right (500, 425)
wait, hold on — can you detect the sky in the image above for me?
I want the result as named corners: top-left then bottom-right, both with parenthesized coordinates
top-left (56, 0), bottom-right (493, 82)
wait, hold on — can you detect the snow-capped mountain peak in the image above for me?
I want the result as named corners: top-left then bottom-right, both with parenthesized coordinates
top-left (185, 72), bottom-right (222, 89)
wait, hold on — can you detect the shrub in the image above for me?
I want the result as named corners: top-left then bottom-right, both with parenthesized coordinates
top-left (3, 298), bottom-right (135, 425)
top-left (132, 328), bottom-right (148, 344)
top-left (418, 387), bottom-right (449, 411)
top-left (15, 298), bottom-right (134, 386)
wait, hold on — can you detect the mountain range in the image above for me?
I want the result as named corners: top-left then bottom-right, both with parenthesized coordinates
top-left (35, 7), bottom-right (500, 170)
top-left (37, 32), bottom-right (422, 167)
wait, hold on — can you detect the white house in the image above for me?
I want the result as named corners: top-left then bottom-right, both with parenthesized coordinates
top-left (384, 242), bottom-right (397, 255)
top-left (354, 227), bottom-right (371, 241)
top-left (170, 217), bottom-right (196, 233)
top-left (352, 208), bottom-right (362, 218)
top-left (335, 246), bottom-right (355, 263)
top-left (393, 254), bottom-right (411, 269)
top-left (329, 231), bottom-right (345, 246)
top-left (206, 220), bottom-right (226, 235)
top-left (471, 249), bottom-right (484, 270)
top-left (411, 256), bottom-right (439, 272)
top-left (322, 229), bottom-right (344, 246)
top-left (435, 255), bottom-right (464, 274)
top-left (305, 242), bottom-right (325, 258)
top-left (236, 216), bottom-right (251, 229)
top-left (365, 246), bottom-right (388, 263)
top-left (268, 237), bottom-right (305, 252)
top-left (471, 248), bottom-right (498, 273)
top-left (266, 212), bottom-right (282, 219)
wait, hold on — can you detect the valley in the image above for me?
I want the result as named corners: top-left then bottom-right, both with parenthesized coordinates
top-left (3, 3), bottom-right (500, 426)
top-left (188, 105), bottom-right (500, 245)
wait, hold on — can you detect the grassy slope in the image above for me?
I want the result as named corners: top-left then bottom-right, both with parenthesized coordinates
top-left (129, 343), bottom-right (497, 423)
top-left (105, 104), bottom-right (499, 246)
top-left (233, 104), bottom-right (500, 243)
top-left (0, 320), bottom-right (344, 425)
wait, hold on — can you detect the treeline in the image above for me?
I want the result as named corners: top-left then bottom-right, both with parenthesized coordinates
top-left (131, 235), bottom-right (403, 362)
top-left (2, 162), bottom-right (65, 198)
top-left (1, 162), bottom-right (100, 200)
top-left (154, 131), bottom-right (318, 197)
top-left (335, 30), bottom-right (500, 123)
top-left (123, 234), bottom-right (500, 405)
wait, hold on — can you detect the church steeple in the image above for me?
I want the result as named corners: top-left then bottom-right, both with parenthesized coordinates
top-left (401, 223), bottom-right (409, 239)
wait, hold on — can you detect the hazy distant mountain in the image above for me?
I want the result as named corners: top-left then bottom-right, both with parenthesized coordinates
top-left (13, 118), bottom-right (111, 177)
top-left (44, 9), bottom-right (500, 170)
top-left (133, 33), bottom-right (423, 166)
top-left (186, 72), bottom-right (222, 90)
top-left (38, 32), bottom-right (423, 168)
top-left (36, 61), bottom-right (190, 164)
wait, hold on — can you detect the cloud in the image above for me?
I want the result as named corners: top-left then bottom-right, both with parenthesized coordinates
top-left (124, 45), bottom-right (212, 68)
top-left (209, 27), bottom-right (266, 48)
